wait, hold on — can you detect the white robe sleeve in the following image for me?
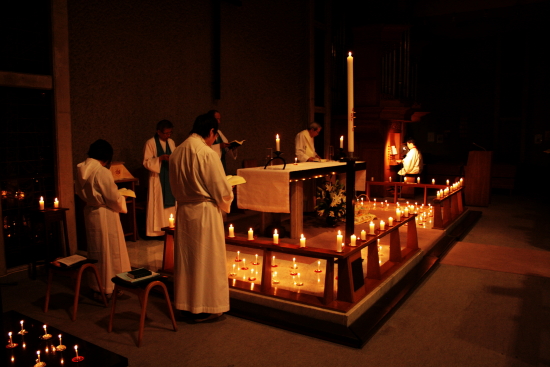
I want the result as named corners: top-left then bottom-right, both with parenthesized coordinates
top-left (96, 167), bottom-right (127, 213)
top-left (295, 131), bottom-right (310, 162)
top-left (200, 149), bottom-right (233, 213)
top-left (143, 138), bottom-right (161, 174)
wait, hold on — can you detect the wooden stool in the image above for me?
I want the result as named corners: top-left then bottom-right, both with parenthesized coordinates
top-left (44, 260), bottom-right (108, 321)
top-left (108, 276), bottom-right (177, 347)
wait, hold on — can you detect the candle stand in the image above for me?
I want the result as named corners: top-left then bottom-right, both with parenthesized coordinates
top-left (264, 151), bottom-right (286, 169)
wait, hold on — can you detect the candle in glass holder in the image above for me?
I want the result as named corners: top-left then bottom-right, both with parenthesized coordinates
top-left (39, 196), bottom-right (44, 210)
top-left (228, 224), bottom-right (235, 237)
top-left (380, 220), bottom-right (385, 231)
top-left (300, 234), bottom-right (306, 248)
top-left (248, 228), bottom-right (254, 240)
top-left (360, 229), bottom-right (366, 240)
top-left (336, 230), bottom-right (343, 248)
top-left (168, 214), bottom-right (175, 228)
top-left (350, 234), bottom-right (356, 246)
top-left (72, 345), bottom-right (84, 362)
top-left (388, 216), bottom-right (394, 226)
top-left (275, 134), bottom-right (280, 151)
top-left (54, 197), bottom-right (59, 208)
top-left (273, 229), bottom-right (279, 244)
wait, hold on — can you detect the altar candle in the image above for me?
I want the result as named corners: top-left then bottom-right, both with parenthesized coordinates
top-left (432, 178), bottom-right (435, 185)
top-left (396, 208), bottom-right (401, 221)
top-left (337, 242), bottom-right (343, 252)
top-left (361, 229), bottom-right (366, 240)
top-left (446, 179), bottom-right (450, 186)
top-left (340, 136), bottom-right (344, 149)
top-left (300, 234), bottom-right (306, 248)
top-left (54, 197), bottom-right (59, 208)
top-left (273, 229), bottom-right (279, 244)
top-left (347, 52), bottom-right (354, 154)
top-left (404, 207), bottom-right (409, 217)
top-left (369, 221), bottom-right (375, 235)
top-left (169, 214), bottom-right (175, 228)
top-left (437, 191), bottom-right (441, 199)
top-left (336, 230), bottom-right (343, 248)
top-left (275, 134), bottom-right (280, 151)
top-left (350, 234), bottom-right (356, 247)
top-left (228, 224), bottom-right (235, 237)
top-left (388, 217), bottom-right (394, 226)
top-left (39, 196), bottom-right (44, 210)
top-left (380, 220), bottom-right (385, 231)
top-left (417, 177), bottom-right (420, 183)
top-left (248, 228), bottom-right (254, 240)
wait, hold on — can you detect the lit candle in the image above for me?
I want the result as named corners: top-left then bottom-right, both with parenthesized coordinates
top-left (403, 207), bottom-right (409, 217)
top-left (294, 157), bottom-right (297, 164)
top-left (417, 177), bottom-right (420, 183)
top-left (446, 179), bottom-right (450, 186)
top-left (37, 351), bottom-right (41, 363)
top-left (292, 258), bottom-right (297, 269)
top-left (74, 345), bottom-right (79, 358)
top-left (437, 191), bottom-right (441, 199)
top-left (340, 136), bottom-right (344, 149)
top-left (273, 229), bottom-right (279, 244)
top-left (248, 228), bottom-right (254, 240)
top-left (388, 217), bottom-right (394, 226)
top-left (19, 320), bottom-right (24, 334)
top-left (396, 208), bottom-right (401, 221)
top-left (43, 325), bottom-right (47, 335)
top-left (389, 176), bottom-right (392, 182)
top-left (300, 234), bottom-right (306, 248)
top-left (242, 258), bottom-right (247, 269)
top-left (54, 197), bottom-right (59, 208)
top-left (317, 260), bottom-right (321, 272)
top-left (39, 196), bottom-right (44, 210)
top-left (336, 230), bottom-right (343, 248)
top-left (272, 255), bottom-right (277, 267)
top-left (373, 198), bottom-right (376, 207)
top-left (350, 234), bottom-right (356, 247)
top-left (369, 221), bottom-right (375, 235)
top-left (360, 229), bottom-right (366, 240)
top-left (273, 271), bottom-right (279, 284)
top-left (432, 178), bottom-right (435, 185)
top-left (275, 134), bottom-right (280, 151)
top-left (254, 254), bottom-right (259, 265)
top-left (228, 224), bottom-right (235, 237)
top-left (347, 52), bottom-right (355, 154)
top-left (337, 242), bottom-right (343, 252)
top-left (168, 214), bottom-right (175, 228)
top-left (380, 220), bottom-right (385, 231)
top-left (236, 251), bottom-right (240, 261)
top-left (8, 332), bottom-right (13, 345)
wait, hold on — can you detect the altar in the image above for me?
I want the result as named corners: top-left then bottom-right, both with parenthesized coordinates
top-left (236, 161), bottom-right (367, 238)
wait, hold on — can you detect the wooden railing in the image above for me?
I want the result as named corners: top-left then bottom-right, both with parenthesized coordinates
top-left (432, 187), bottom-right (464, 229)
top-left (366, 181), bottom-right (450, 205)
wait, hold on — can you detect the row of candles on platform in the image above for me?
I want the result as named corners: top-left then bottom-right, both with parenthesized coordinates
top-left (436, 179), bottom-right (464, 199)
top-left (37, 196), bottom-right (60, 210)
top-left (6, 321), bottom-right (84, 363)
top-left (231, 252), bottom-right (323, 286)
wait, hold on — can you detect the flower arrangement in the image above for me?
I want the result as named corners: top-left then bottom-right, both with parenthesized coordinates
top-left (315, 177), bottom-right (346, 225)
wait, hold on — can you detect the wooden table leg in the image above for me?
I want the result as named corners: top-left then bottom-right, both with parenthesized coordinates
top-left (389, 227), bottom-right (402, 262)
top-left (290, 180), bottom-right (304, 239)
top-left (366, 242), bottom-right (381, 279)
top-left (407, 216), bottom-right (419, 250)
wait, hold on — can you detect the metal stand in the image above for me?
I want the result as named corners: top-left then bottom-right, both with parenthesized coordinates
top-left (264, 151), bottom-right (286, 169)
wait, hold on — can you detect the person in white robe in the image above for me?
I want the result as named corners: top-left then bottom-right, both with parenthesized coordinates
top-left (397, 139), bottom-right (423, 177)
top-left (207, 110), bottom-right (238, 172)
top-left (169, 114), bottom-right (233, 322)
top-left (143, 120), bottom-right (176, 237)
top-left (75, 139), bottom-right (131, 296)
top-left (295, 122), bottom-right (322, 162)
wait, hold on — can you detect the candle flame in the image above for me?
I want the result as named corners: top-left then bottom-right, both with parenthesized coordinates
top-left (348, 52), bottom-right (352, 57)
top-left (40, 196), bottom-right (43, 201)
top-left (274, 229), bottom-right (277, 234)
top-left (170, 214), bottom-right (174, 219)
top-left (338, 230), bottom-right (341, 235)
top-left (276, 134), bottom-right (279, 139)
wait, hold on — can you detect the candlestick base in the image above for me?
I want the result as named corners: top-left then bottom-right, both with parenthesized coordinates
top-left (240, 266), bottom-right (249, 271)
top-left (248, 277), bottom-right (256, 281)
top-left (290, 271), bottom-right (298, 276)
top-left (18, 329), bottom-right (28, 335)
top-left (234, 259), bottom-right (242, 262)
top-left (41, 334), bottom-right (52, 340)
top-left (295, 282), bottom-right (304, 286)
top-left (272, 279), bottom-right (280, 284)
top-left (72, 356), bottom-right (85, 363)
top-left (34, 362), bottom-right (46, 367)
top-left (6, 343), bottom-right (18, 349)
top-left (264, 151), bottom-right (286, 169)
top-left (314, 269), bottom-right (323, 273)
top-left (56, 345), bottom-right (66, 351)
top-left (271, 264), bottom-right (278, 267)
top-left (252, 262), bottom-right (260, 266)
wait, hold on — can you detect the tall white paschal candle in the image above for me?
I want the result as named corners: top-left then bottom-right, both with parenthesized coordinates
top-left (275, 134), bottom-right (280, 151)
top-left (347, 52), bottom-right (355, 154)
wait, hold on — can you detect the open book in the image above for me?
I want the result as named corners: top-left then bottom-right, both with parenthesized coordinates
top-left (116, 270), bottom-right (160, 283)
top-left (118, 188), bottom-right (136, 198)
top-left (227, 140), bottom-right (245, 149)
top-left (54, 254), bottom-right (88, 267)
top-left (227, 175), bottom-right (246, 186)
